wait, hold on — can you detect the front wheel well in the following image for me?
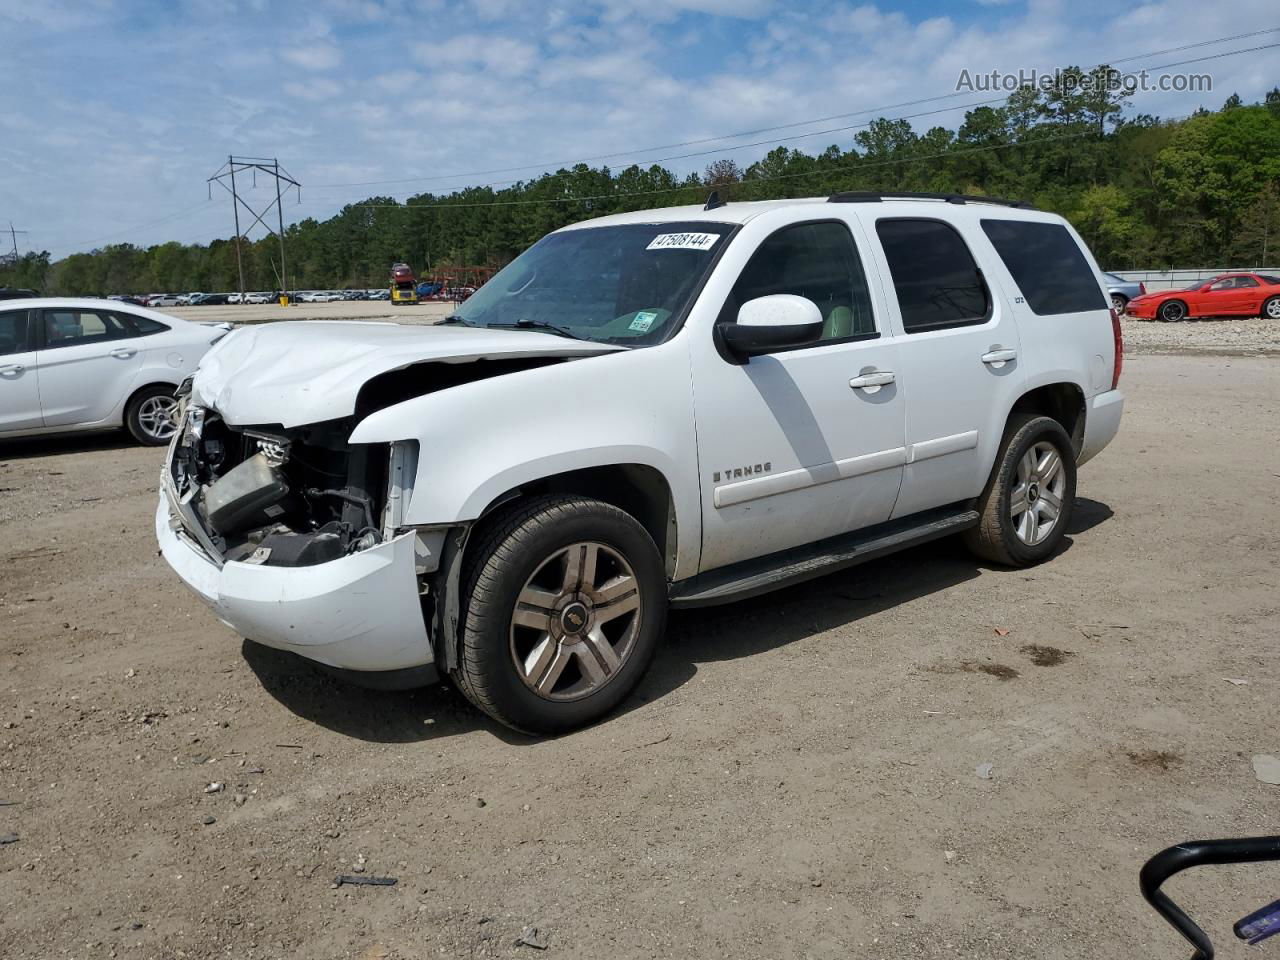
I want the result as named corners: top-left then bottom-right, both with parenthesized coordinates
top-left (1008, 383), bottom-right (1085, 456)
top-left (476, 464), bottom-right (678, 577)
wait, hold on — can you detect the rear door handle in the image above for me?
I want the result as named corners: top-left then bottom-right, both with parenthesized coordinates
top-left (0, 363), bottom-right (24, 373)
top-left (849, 370), bottom-right (895, 389)
top-left (981, 348), bottom-right (1018, 366)
top-left (110, 347), bottom-right (137, 359)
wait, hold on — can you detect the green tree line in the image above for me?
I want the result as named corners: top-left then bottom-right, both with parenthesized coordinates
top-left (7, 71), bottom-right (1280, 297)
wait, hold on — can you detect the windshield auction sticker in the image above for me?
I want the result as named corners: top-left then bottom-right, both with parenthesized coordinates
top-left (646, 232), bottom-right (719, 251)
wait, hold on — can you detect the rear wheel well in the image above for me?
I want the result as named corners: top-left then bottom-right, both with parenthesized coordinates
top-left (1009, 383), bottom-right (1085, 456)
top-left (476, 465), bottom-right (677, 577)
top-left (124, 380), bottom-right (179, 412)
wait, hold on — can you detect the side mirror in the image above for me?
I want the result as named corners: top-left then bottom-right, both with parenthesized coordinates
top-left (718, 294), bottom-right (823, 358)
top-left (1199, 284), bottom-right (1213, 293)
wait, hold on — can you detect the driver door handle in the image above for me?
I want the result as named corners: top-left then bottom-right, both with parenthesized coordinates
top-left (0, 363), bottom-right (24, 373)
top-left (110, 347), bottom-right (137, 359)
top-left (982, 348), bottom-right (1018, 365)
top-left (849, 370), bottom-right (895, 389)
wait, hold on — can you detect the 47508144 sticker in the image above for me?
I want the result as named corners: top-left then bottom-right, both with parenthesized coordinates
top-left (645, 232), bottom-right (719, 252)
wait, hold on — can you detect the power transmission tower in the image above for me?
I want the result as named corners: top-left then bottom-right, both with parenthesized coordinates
top-left (207, 157), bottom-right (301, 303)
top-left (1, 222), bottom-right (29, 268)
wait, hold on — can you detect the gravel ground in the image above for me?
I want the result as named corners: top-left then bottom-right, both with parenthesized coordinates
top-left (165, 301), bottom-right (455, 326)
top-left (2, 354), bottom-right (1279, 960)
top-left (1121, 314), bottom-right (1280, 356)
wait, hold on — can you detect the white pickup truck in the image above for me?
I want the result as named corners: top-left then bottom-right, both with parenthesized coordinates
top-left (158, 192), bottom-right (1124, 733)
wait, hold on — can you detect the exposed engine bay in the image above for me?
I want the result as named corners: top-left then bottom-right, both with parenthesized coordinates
top-left (170, 406), bottom-right (396, 567)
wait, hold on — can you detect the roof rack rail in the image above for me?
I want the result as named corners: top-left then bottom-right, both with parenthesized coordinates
top-left (827, 191), bottom-right (1035, 210)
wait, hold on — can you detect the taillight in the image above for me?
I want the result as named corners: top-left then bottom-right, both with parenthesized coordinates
top-left (1110, 307), bottom-right (1124, 390)
top-left (1139, 282), bottom-right (1147, 295)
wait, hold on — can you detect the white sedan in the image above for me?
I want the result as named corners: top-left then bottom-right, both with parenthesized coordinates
top-left (0, 298), bottom-right (230, 445)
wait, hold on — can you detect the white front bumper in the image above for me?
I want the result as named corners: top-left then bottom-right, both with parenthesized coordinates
top-left (155, 497), bottom-right (433, 673)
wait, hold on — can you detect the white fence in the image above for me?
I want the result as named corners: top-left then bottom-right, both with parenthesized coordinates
top-left (1108, 267), bottom-right (1280, 292)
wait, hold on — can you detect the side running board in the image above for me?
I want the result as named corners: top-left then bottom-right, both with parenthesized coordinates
top-left (668, 505), bottom-right (979, 609)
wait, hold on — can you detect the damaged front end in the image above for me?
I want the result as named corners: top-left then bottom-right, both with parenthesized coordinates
top-left (168, 404), bottom-right (405, 569)
top-left (159, 393), bottom-right (440, 682)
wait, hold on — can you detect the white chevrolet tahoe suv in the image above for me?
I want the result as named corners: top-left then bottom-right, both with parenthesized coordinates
top-left (158, 192), bottom-right (1124, 733)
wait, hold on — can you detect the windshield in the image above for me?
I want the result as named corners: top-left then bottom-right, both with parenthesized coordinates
top-left (453, 221), bottom-right (734, 345)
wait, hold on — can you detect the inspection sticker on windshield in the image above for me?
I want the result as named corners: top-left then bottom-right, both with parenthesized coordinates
top-left (646, 232), bottom-right (719, 252)
top-left (628, 311), bottom-right (658, 332)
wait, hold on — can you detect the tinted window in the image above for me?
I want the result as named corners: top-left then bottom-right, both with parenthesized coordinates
top-left (724, 221), bottom-right (876, 342)
top-left (127, 315), bottom-right (170, 335)
top-left (41, 310), bottom-right (131, 349)
top-left (980, 219), bottom-right (1108, 315)
top-left (876, 219), bottom-right (989, 331)
top-left (1259, 275), bottom-right (1280, 285)
top-left (1234, 276), bottom-right (1259, 288)
top-left (0, 309), bottom-right (31, 357)
top-left (1208, 277), bottom-right (1236, 292)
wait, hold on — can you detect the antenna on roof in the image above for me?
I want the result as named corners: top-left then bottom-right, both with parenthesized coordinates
top-left (703, 190), bottom-right (726, 211)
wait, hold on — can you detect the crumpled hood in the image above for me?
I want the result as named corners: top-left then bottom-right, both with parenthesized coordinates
top-left (192, 321), bottom-right (623, 427)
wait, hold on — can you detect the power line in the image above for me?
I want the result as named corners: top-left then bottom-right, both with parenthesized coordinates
top-left (305, 26), bottom-right (1280, 192)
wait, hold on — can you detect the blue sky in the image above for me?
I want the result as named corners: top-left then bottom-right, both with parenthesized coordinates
top-left (1, 0), bottom-right (1277, 258)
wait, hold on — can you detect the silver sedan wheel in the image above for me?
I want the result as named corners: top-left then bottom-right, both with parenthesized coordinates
top-left (509, 541), bottom-right (642, 702)
top-left (136, 395), bottom-right (179, 441)
top-left (1010, 441), bottom-right (1067, 546)
top-left (1111, 294), bottom-right (1126, 313)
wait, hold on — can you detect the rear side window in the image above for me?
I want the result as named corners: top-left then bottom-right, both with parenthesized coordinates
top-left (724, 221), bottom-right (876, 342)
top-left (875, 219), bottom-right (989, 332)
top-left (127, 315), bottom-right (170, 335)
top-left (980, 219), bottom-right (1108, 315)
top-left (0, 309), bottom-right (31, 356)
top-left (40, 309), bottom-right (132, 349)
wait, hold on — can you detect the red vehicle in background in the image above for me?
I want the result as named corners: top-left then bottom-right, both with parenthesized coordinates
top-left (390, 262), bottom-right (418, 305)
top-left (1125, 272), bottom-right (1280, 322)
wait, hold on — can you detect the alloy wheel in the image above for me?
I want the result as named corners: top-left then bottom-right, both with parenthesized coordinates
top-left (1010, 441), bottom-right (1067, 546)
top-left (137, 395), bottom-right (179, 441)
top-left (508, 541), bottom-right (642, 701)
top-left (1160, 301), bottom-right (1185, 322)
top-left (1265, 298), bottom-right (1280, 320)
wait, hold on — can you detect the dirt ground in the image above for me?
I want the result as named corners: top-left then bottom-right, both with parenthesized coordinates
top-left (166, 301), bottom-right (455, 326)
top-left (2, 349), bottom-right (1279, 960)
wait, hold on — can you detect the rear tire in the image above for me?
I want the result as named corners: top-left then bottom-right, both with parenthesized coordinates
top-left (124, 385), bottom-right (179, 446)
top-left (1110, 293), bottom-right (1128, 313)
top-left (453, 495), bottom-right (666, 734)
top-left (963, 414), bottom-right (1077, 567)
top-left (1262, 296), bottom-right (1280, 320)
top-left (1159, 299), bottom-right (1187, 322)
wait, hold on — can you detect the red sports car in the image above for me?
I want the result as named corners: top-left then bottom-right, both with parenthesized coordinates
top-left (1125, 272), bottom-right (1280, 322)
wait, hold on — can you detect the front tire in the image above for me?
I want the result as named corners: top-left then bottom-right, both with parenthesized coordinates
top-left (963, 414), bottom-right (1077, 567)
top-left (124, 385), bottom-right (179, 446)
top-left (1159, 299), bottom-right (1187, 322)
top-left (454, 495), bottom-right (666, 734)
top-left (1262, 296), bottom-right (1280, 320)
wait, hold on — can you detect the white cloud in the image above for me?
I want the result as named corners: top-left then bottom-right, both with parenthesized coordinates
top-left (281, 44), bottom-right (343, 70)
top-left (284, 77), bottom-right (344, 101)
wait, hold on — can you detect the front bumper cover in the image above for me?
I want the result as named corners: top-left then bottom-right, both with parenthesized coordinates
top-left (156, 491), bottom-right (434, 674)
